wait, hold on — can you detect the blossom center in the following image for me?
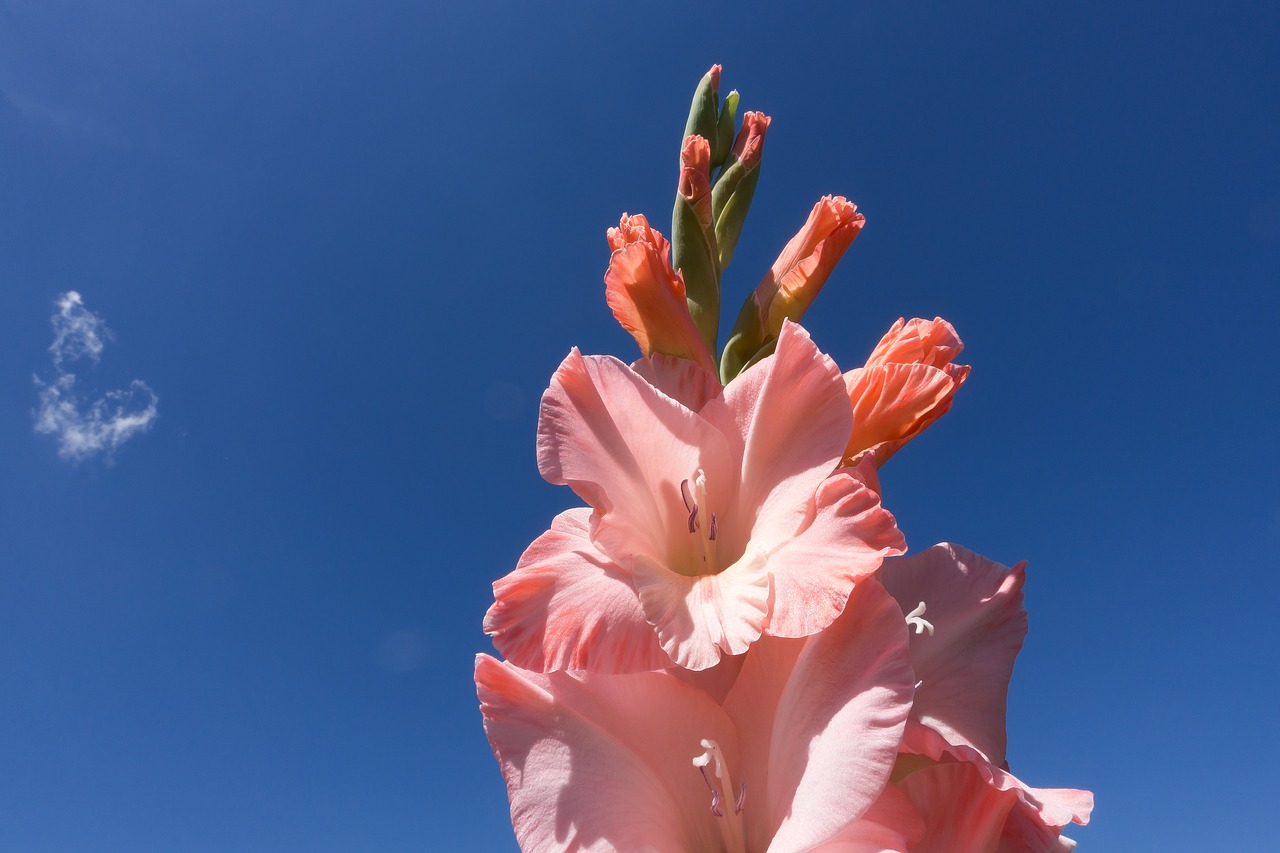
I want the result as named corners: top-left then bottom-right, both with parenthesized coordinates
top-left (680, 469), bottom-right (722, 575)
top-left (692, 738), bottom-right (747, 853)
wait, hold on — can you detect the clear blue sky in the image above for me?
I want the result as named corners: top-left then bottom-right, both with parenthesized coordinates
top-left (2, 2), bottom-right (1277, 850)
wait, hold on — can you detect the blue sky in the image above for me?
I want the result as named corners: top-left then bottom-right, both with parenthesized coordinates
top-left (1, 2), bottom-right (1277, 850)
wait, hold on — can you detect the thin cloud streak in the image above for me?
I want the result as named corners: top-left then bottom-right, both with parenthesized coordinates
top-left (33, 291), bottom-right (158, 462)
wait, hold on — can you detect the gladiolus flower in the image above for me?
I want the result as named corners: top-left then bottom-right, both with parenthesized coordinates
top-left (477, 579), bottom-right (915, 852)
top-left (484, 322), bottom-right (904, 672)
top-left (881, 544), bottom-right (1093, 850)
top-left (605, 213), bottom-right (718, 373)
top-left (843, 317), bottom-right (970, 465)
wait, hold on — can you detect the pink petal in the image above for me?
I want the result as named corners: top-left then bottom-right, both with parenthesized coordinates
top-left (484, 509), bottom-right (673, 673)
top-left (865, 317), bottom-right (964, 370)
top-left (897, 762), bottom-right (1021, 853)
top-left (631, 546), bottom-right (772, 670)
top-left (810, 784), bottom-right (924, 852)
top-left (723, 578), bottom-right (915, 853)
top-left (631, 353), bottom-right (723, 412)
top-left (537, 349), bottom-right (733, 567)
top-left (902, 723), bottom-right (1093, 832)
top-left (475, 655), bottom-right (735, 851)
top-left (709, 321), bottom-right (852, 560)
top-left (880, 543), bottom-right (1027, 765)
top-left (765, 469), bottom-right (906, 638)
top-left (844, 361), bottom-right (967, 464)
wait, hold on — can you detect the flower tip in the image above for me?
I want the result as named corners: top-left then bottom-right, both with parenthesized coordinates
top-left (708, 64), bottom-right (722, 89)
top-left (732, 111), bottom-right (771, 168)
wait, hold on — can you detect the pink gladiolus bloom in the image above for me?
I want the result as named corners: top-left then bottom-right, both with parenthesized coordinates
top-left (882, 544), bottom-right (1093, 849)
top-left (843, 317), bottom-right (970, 465)
top-left (604, 213), bottom-right (718, 373)
top-left (484, 322), bottom-right (905, 672)
top-left (477, 579), bottom-right (915, 853)
top-left (753, 195), bottom-right (866, 339)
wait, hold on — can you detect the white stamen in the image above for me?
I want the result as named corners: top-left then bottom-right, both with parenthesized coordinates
top-left (692, 738), bottom-right (747, 852)
top-left (905, 601), bottom-right (934, 636)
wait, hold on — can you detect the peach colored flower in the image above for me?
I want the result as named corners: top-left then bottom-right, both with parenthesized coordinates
top-left (604, 213), bottom-right (717, 373)
top-left (477, 579), bottom-right (915, 852)
top-left (843, 317), bottom-right (970, 465)
top-left (484, 322), bottom-right (904, 672)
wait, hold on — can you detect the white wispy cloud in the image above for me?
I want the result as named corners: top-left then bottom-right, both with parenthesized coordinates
top-left (33, 291), bottom-right (158, 462)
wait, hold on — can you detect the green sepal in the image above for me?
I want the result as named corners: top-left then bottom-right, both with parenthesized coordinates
top-left (711, 163), bottom-right (760, 270)
top-left (683, 69), bottom-right (720, 158)
top-left (672, 192), bottom-right (721, 356)
top-left (719, 292), bottom-right (764, 383)
top-left (713, 90), bottom-right (739, 168)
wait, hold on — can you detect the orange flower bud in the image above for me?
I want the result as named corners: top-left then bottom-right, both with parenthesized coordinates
top-left (844, 318), bottom-right (970, 465)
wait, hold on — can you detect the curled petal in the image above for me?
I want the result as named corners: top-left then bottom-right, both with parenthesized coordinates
top-left (765, 469), bottom-right (906, 638)
top-left (484, 509), bottom-right (673, 674)
top-left (902, 722), bottom-right (1093, 835)
top-left (631, 546), bottom-right (772, 671)
top-left (605, 214), bottom-right (716, 371)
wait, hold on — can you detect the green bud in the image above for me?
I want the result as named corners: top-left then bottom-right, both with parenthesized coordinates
top-left (713, 90), bottom-right (739, 169)
top-left (683, 66), bottom-right (721, 160)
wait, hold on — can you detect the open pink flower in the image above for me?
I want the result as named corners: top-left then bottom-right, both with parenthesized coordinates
top-left (843, 317), bottom-right (970, 465)
top-left (477, 579), bottom-right (915, 852)
top-left (485, 322), bottom-right (904, 672)
top-left (881, 544), bottom-right (1093, 849)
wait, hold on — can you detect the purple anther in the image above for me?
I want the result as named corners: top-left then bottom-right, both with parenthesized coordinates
top-left (708, 511), bottom-right (718, 541)
top-left (680, 478), bottom-right (699, 533)
top-left (735, 782), bottom-right (746, 815)
top-left (709, 790), bottom-right (724, 818)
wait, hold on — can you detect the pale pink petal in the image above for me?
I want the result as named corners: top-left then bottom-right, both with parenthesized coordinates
top-left (765, 469), bottom-right (905, 638)
top-left (537, 349), bottom-right (733, 566)
top-left (810, 784), bottom-right (924, 852)
top-left (631, 546), bottom-right (772, 670)
top-left (631, 353), bottom-right (723, 412)
top-left (484, 509), bottom-right (673, 673)
top-left (999, 804), bottom-right (1083, 853)
top-left (723, 578), bottom-right (914, 853)
top-left (902, 722), bottom-right (1094, 832)
top-left (709, 321), bottom-right (852, 560)
top-left (897, 762), bottom-right (1021, 853)
top-left (880, 543), bottom-right (1027, 765)
top-left (476, 655), bottom-right (735, 851)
